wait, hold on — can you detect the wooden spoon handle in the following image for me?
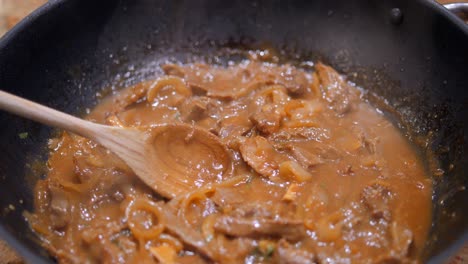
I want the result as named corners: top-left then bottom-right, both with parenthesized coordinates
top-left (0, 90), bottom-right (98, 138)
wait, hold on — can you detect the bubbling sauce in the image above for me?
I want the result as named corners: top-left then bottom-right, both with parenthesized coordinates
top-left (26, 58), bottom-right (432, 263)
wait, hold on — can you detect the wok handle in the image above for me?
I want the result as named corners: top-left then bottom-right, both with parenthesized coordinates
top-left (444, 2), bottom-right (468, 23)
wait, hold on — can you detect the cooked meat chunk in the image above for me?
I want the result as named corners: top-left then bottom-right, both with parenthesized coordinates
top-left (316, 62), bottom-right (355, 115)
top-left (227, 203), bottom-right (297, 220)
top-left (179, 97), bottom-right (212, 122)
top-left (283, 144), bottom-right (323, 169)
top-left (276, 142), bottom-right (342, 170)
top-left (250, 104), bottom-right (282, 135)
top-left (239, 136), bottom-right (287, 178)
top-left (177, 62), bottom-right (266, 99)
top-left (361, 183), bottom-right (393, 220)
top-left (275, 65), bottom-right (310, 96)
top-left (174, 61), bottom-right (313, 99)
top-left (268, 127), bottom-right (330, 143)
top-left (218, 124), bottom-right (251, 149)
top-left (273, 239), bottom-right (317, 264)
top-left (155, 203), bottom-right (216, 259)
top-left (213, 203), bottom-right (305, 241)
top-left (214, 215), bottom-right (305, 241)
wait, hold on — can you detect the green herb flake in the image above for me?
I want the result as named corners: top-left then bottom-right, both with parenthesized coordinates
top-left (245, 175), bottom-right (254, 188)
top-left (18, 132), bottom-right (29, 139)
top-left (175, 112), bottom-right (182, 121)
top-left (111, 238), bottom-right (122, 249)
top-left (205, 234), bottom-right (214, 242)
top-left (255, 241), bottom-right (276, 259)
top-left (264, 244), bottom-right (275, 257)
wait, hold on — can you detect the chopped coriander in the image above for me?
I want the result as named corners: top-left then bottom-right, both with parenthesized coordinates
top-left (175, 112), bottom-right (181, 121)
top-left (258, 240), bottom-right (276, 258)
top-left (205, 234), bottom-right (214, 242)
top-left (18, 132), bottom-right (29, 139)
top-left (247, 175), bottom-right (254, 183)
top-left (264, 244), bottom-right (275, 257)
top-left (111, 238), bottom-right (123, 249)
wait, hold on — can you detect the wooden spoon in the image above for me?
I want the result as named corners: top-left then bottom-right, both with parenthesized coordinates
top-left (0, 90), bottom-right (232, 198)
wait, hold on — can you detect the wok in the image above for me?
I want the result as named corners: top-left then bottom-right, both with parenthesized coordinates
top-left (0, 0), bottom-right (466, 263)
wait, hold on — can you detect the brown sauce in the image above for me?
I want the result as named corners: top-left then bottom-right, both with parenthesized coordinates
top-left (26, 58), bottom-right (432, 263)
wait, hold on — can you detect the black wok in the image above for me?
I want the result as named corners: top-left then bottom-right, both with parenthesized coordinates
top-left (0, 0), bottom-right (466, 263)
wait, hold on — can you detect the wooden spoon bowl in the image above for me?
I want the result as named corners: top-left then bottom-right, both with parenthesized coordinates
top-left (0, 90), bottom-right (232, 198)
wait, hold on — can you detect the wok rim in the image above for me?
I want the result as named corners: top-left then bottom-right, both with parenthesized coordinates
top-left (0, 0), bottom-right (466, 263)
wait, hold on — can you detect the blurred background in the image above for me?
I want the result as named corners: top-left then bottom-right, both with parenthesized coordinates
top-left (0, 0), bottom-right (46, 36)
top-left (0, 0), bottom-right (466, 263)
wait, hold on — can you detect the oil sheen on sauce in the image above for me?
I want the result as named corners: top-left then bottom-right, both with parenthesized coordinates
top-left (26, 59), bottom-right (432, 264)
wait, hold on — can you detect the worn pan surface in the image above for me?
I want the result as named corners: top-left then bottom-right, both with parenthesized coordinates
top-left (0, 0), bottom-right (466, 263)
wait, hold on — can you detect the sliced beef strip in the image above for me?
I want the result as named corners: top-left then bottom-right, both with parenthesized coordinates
top-left (268, 127), bottom-right (330, 143)
top-left (360, 183), bottom-right (393, 221)
top-left (274, 65), bottom-right (310, 96)
top-left (153, 202), bottom-right (216, 260)
top-left (281, 144), bottom-right (324, 169)
top-left (214, 215), bottom-right (305, 241)
top-left (218, 124), bottom-right (251, 150)
top-left (175, 62), bottom-right (266, 99)
top-left (228, 203), bottom-right (297, 220)
top-left (179, 96), bottom-right (213, 122)
top-left (218, 105), bottom-right (253, 149)
top-left (213, 204), bottom-right (305, 241)
top-left (273, 239), bottom-right (316, 264)
top-left (250, 104), bottom-right (282, 135)
top-left (275, 141), bottom-right (342, 169)
top-left (316, 62), bottom-right (355, 115)
top-left (179, 96), bottom-right (224, 125)
top-left (210, 186), bottom-right (247, 207)
top-left (239, 136), bottom-right (287, 178)
top-left (170, 61), bottom-right (312, 99)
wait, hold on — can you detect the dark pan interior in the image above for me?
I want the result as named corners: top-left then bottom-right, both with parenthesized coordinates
top-left (0, 0), bottom-right (466, 263)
